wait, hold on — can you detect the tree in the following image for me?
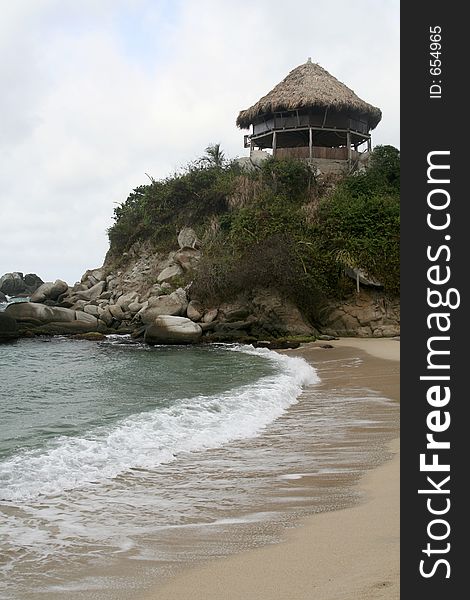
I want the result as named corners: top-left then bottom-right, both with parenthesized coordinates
top-left (201, 143), bottom-right (226, 168)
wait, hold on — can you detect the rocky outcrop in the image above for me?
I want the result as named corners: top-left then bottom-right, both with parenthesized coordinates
top-left (5, 223), bottom-right (399, 342)
top-left (0, 313), bottom-right (19, 342)
top-left (144, 316), bottom-right (202, 345)
top-left (321, 291), bottom-right (400, 337)
top-left (0, 272), bottom-right (44, 297)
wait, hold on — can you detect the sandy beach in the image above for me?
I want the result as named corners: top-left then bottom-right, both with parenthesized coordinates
top-left (139, 338), bottom-right (400, 600)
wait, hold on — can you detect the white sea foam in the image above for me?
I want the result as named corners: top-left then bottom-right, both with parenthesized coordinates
top-left (0, 346), bottom-right (318, 501)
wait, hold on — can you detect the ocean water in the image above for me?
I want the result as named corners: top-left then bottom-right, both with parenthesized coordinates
top-left (0, 336), bottom-right (317, 598)
top-left (0, 336), bottom-right (398, 599)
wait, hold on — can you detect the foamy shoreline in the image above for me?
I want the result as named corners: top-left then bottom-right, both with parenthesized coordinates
top-left (140, 338), bottom-right (400, 600)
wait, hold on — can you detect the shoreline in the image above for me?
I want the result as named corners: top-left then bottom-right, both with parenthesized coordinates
top-left (140, 338), bottom-right (400, 600)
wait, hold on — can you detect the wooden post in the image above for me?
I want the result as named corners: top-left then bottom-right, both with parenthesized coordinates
top-left (272, 130), bottom-right (277, 157)
top-left (367, 138), bottom-right (372, 152)
top-left (347, 130), bottom-right (351, 164)
top-left (309, 128), bottom-right (313, 161)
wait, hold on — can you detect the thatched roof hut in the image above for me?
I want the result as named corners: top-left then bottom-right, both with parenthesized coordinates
top-left (237, 59), bottom-right (381, 130)
top-left (237, 59), bottom-right (382, 173)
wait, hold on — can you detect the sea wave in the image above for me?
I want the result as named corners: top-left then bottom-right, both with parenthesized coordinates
top-left (0, 346), bottom-right (318, 501)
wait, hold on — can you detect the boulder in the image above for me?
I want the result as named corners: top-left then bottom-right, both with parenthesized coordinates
top-left (0, 313), bottom-right (19, 342)
top-left (4, 302), bottom-right (98, 333)
top-left (71, 300), bottom-right (87, 311)
top-left (30, 279), bottom-right (68, 303)
top-left (116, 291), bottom-right (139, 311)
top-left (75, 281), bottom-right (106, 301)
top-left (252, 290), bottom-right (315, 336)
top-left (81, 268), bottom-right (105, 287)
top-left (177, 227), bottom-right (201, 249)
top-left (157, 264), bottom-right (183, 283)
top-left (84, 305), bottom-right (100, 317)
top-left (0, 272), bottom-right (25, 296)
top-left (108, 304), bottom-right (125, 320)
top-left (100, 307), bottom-right (114, 326)
top-left (23, 273), bottom-right (44, 290)
top-left (187, 300), bottom-right (204, 322)
top-left (1, 272), bottom-right (44, 296)
top-left (250, 150), bottom-right (270, 167)
top-left (75, 312), bottom-right (98, 326)
top-left (5, 302), bottom-right (76, 323)
top-left (144, 316), bottom-right (202, 345)
top-left (202, 308), bottom-right (218, 323)
top-left (139, 293), bottom-right (185, 324)
top-left (174, 247), bottom-right (201, 271)
top-left (170, 288), bottom-right (188, 312)
top-left (0, 291), bottom-right (7, 303)
top-left (128, 301), bottom-right (142, 314)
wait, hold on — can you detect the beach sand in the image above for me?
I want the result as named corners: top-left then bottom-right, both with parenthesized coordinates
top-left (140, 338), bottom-right (400, 600)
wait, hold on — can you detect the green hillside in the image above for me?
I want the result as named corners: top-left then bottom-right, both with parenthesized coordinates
top-left (107, 145), bottom-right (399, 322)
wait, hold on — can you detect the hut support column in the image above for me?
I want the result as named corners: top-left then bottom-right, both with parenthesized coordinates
top-left (309, 128), bottom-right (313, 161)
top-left (347, 131), bottom-right (351, 165)
top-left (367, 138), bottom-right (372, 152)
top-left (272, 131), bottom-right (277, 157)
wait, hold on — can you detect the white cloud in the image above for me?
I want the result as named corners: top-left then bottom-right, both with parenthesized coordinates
top-left (0, 0), bottom-right (399, 284)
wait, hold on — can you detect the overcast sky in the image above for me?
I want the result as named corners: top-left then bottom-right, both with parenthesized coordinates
top-left (0, 0), bottom-right (399, 284)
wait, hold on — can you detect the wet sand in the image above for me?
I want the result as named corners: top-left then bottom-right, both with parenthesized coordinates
top-left (140, 338), bottom-right (400, 600)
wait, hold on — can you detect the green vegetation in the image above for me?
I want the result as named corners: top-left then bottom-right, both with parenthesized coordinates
top-left (108, 145), bottom-right (400, 314)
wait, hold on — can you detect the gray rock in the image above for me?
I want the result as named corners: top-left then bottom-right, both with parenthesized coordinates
top-left (75, 281), bottom-right (106, 301)
top-left (23, 273), bottom-right (44, 292)
top-left (81, 268), bottom-right (105, 286)
top-left (71, 300), bottom-right (87, 310)
top-left (0, 313), bottom-right (19, 342)
top-left (202, 308), bottom-right (218, 323)
top-left (116, 291), bottom-right (139, 311)
top-left (4, 302), bottom-right (98, 333)
top-left (139, 294), bottom-right (185, 324)
top-left (187, 300), bottom-right (204, 322)
top-left (84, 305), bottom-right (100, 317)
top-left (128, 301), bottom-right (142, 314)
top-left (174, 248), bottom-right (201, 271)
top-left (144, 316), bottom-right (202, 345)
top-left (30, 279), bottom-right (69, 303)
top-left (108, 304), bottom-right (125, 320)
top-left (5, 302), bottom-right (76, 323)
top-left (0, 272), bottom-right (25, 296)
top-left (1, 272), bottom-right (46, 296)
top-left (0, 291), bottom-right (7, 303)
top-left (157, 264), bottom-right (183, 283)
top-left (75, 312), bottom-right (98, 326)
top-left (177, 227), bottom-right (201, 250)
top-left (100, 308), bottom-right (114, 326)
top-left (252, 291), bottom-right (314, 336)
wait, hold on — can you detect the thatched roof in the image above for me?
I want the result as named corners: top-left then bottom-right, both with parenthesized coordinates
top-left (236, 59), bottom-right (382, 130)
